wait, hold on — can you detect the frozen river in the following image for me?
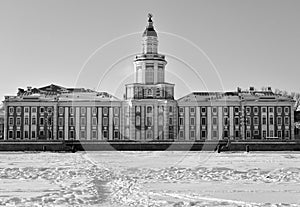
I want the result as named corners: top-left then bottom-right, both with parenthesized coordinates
top-left (0, 151), bottom-right (300, 206)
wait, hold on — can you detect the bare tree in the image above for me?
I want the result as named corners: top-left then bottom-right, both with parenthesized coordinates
top-left (291, 92), bottom-right (300, 111)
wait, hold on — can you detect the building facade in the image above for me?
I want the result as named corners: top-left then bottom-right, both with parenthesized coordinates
top-left (1, 15), bottom-right (296, 141)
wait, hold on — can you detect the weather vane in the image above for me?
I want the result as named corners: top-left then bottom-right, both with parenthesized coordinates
top-left (148, 13), bottom-right (153, 21)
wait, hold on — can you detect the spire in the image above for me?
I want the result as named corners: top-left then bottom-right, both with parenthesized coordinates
top-left (143, 13), bottom-right (157, 37)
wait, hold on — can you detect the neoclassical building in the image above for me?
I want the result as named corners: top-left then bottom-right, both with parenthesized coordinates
top-left (1, 15), bottom-right (296, 141)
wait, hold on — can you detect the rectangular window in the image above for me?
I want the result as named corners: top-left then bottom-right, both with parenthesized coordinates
top-left (47, 107), bottom-right (53, 113)
top-left (103, 117), bottom-right (108, 126)
top-left (262, 130), bottom-right (266, 138)
top-left (223, 107), bottom-right (228, 114)
top-left (48, 117), bottom-right (52, 126)
top-left (246, 130), bottom-right (251, 138)
top-left (39, 130), bottom-right (44, 137)
top-left (285, 130), bottom-right (289, 138)
top-left (70, 130), bottom-right (75, 139)
top-left (136, 116), bottom-right (141, 126)
top-left (48, 130), bottom-right (52, 139)
top-left (25, 116), bottom-right (29, 125)
top-left (59, 107), bottom-right (64, 114)
top-left (254, 130), bottom-right (259, 135)
top-left (103, 107), bottom-right (108, 115)
top-left (9, 130), bottom-right (13, 139)
top-left (235, 107), bottom-right (239, 113)
top-left (179, 130), bottom-right (184, 139)
top-left (270, 130), bottom-right (274, 137)
top-left (16, 117), bottom-right (21, 126)
top-left (212, 117), bottom-right (217, 125)
top-left (16, 107), bottom-right (21, 114)
top-left (284, 117), bottom-right (289, 125)
top-left (190, 107), bottom-right (195, 113)
top-left (58, 130), bottom-right (63, 139)
top-left (81, 117), bottom-right (86, 126)
top-left (179, 107), bottom-right (184, 113)
top-left (31, 131), bottom-right (36, 139)
top-left (59, 117), bottom-right (63, 126)
top-left (235, 117), bottom-right (239, 125)
top-left (201, 130), bottom-right (206, 139)
top-left (269, 115), bottom-right (274, 125)
top-left (262, 116), bottom-right (267, 125)
top-left (201, 107), bottom-right (206, 113)
top-left (254, 116), bottom-right (259, 125)
top-left (169, 106), bottom-right (173, 113)
top-left (92, 107), bottom-right (97, 115)
top-left (201, 117), bottom-right (206, 125)
top-left (224, 130), bottom-right (228, 138)
top-left (16, 130), bottom-right (21, 139)
top-left (69, 117), bottom-right (74, 126)
top-left (277, 117), bottom-right (282, 125)
top-left (212, 107), bottom-right (217, 114)
top-left (262, 107), bottom-right (267, 113)
top-left (9, 117), bottom-right (14, 126)
top-left (246, 116), bottom-right (251, 125)
top-left (32, 107), bottom-right (37, 113)
top-left (92, 117), bottom-right (97, 126)
top-left (212, 130), bottom-right (217, 139)
top-left (253, 107), bottom-right (258, 114)
top-left (269, 107), bottom-right (274, 113)
top-left (136, 106), bottom-right (141, 113)
top-left (235, 130), bottom-right (239, 138)
top-left (114, 107), bottom-right (119, 115)
top-left (40, 117), bottom-right (44, 125)
top-left (224, 117), bottom-right (228, 125)
top-left (278, 130), bottom-right (282, 138)
top-left (92, 130), bottom-right (97, 139)
top-left (190, 117), bottom-right (195, 126)
top-left (80, 107), bottom-right (86, 115)
top-left (9, 107), bottom-right (14, 114)
top-left (179, 117), bottom-right (184, 126)
top-left (24, 131), bottom-right (29, 139)
top-left (246, 107), bottom-right (251, 114)
top-left (40, 107), bottom-right (44, 113)
top-left (146, 117), bottom-right (153, 126)
top-left (32, 117), bottom-right (36, 125)
top-left (114, 117), bottom-right (119, 126)
top-left (114, 130), bottom-right (119, 139)
top-left (169, 117), bottom-right (173, 125)
top-left (24, 107), bottom-right (29, 113)
top-left (277, 107), bottom-right (282, 114)
top-left (284, 107), bottom-right (289, 114)
top-left (80, 130), bottom-right (85, 139)
top-left (103, 130), bottom-right (108, 139)
top-left (190, 130), bottom-right (195, 139)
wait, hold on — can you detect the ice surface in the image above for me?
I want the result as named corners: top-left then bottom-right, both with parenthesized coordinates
top-left (0, 151), bottom-right (300, 206)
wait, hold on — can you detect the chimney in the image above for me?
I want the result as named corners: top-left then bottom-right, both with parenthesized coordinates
top-left (267, 86), bottom-right (272, 92)
top-left (27, 86), bottom-right (32, 92)
top-left (249, 86), bottom-right (254, 92)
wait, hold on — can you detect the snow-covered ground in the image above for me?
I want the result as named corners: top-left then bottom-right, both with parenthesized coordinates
top-left (0, 151), bottom-right (300, 206)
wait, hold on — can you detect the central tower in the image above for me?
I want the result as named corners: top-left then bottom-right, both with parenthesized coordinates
top-left (125, 14), bottom-right (174, 99)
top-left (123, 14), bottom-right (178, 141)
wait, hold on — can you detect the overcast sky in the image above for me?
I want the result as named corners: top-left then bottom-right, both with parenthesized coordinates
top-left (1, 0), bottom-right (300, 100)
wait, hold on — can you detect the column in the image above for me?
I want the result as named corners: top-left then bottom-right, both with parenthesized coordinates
top-left (196, 106), bottom-right (201, 140)
top-left (229, 106), bottom-right (234, 139)
top-left (154, 105), bottom-right (158, 139)
top-left (184, 107), bottom-right (189, 140)
top-left (3, 104), bottom-right (7, 140)
top-left (87, 107), bottom-right (91, 140)
top-left (141, 105), bottom-right (145, 140)
top-left (75, 107), bottom-right (80, 140)
top-left (53, 104), bottom-right (58, 140)
top-left (64, 107), bottom-right (69, 140)
top-left (98, 107), bottom-right (102, 140)
top-left (207, 107), bottom-right (211, 140)
top-left (218, 106), bottom-right (223, 140)
top-left (109, 107), bottom-right (113, 140)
